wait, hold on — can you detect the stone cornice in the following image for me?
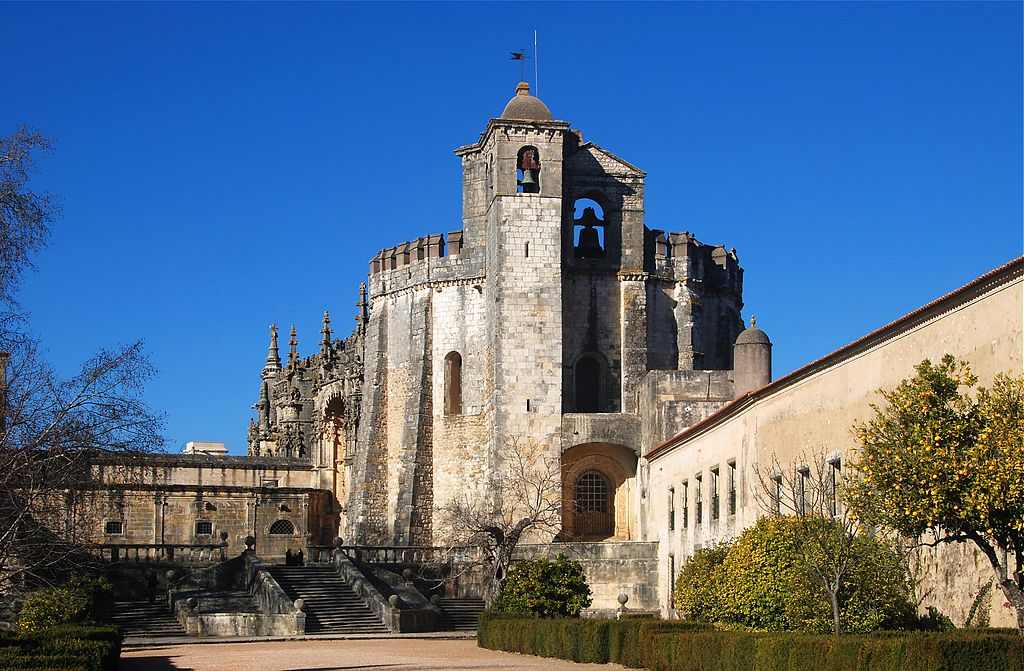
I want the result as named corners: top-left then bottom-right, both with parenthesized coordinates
top-left (455, 118), bottom-right (572, 156)
top-left (371, 274), bottom-right (486, 301)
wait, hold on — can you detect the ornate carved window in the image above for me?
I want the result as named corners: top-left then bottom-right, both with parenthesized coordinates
top-left (444, 351), bottom-right (463, 416)
top-left (269, 519), bottom-right (295, 536)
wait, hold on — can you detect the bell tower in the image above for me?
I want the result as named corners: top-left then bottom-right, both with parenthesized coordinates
top-left (454, 81), bottom-right (572, 468)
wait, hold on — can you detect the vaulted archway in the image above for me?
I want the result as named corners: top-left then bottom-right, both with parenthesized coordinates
top-left (561, 442), bottom-right (637, 541)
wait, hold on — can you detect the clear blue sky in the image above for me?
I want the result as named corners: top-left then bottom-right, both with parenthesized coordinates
top-left (4, 2), bottom-right (1021, 454)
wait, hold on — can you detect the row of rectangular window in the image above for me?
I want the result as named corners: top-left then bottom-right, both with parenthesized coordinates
top-left (771, 458), bottom-right (842, 517)
top-left (668, 460), bottom-right (738, 531)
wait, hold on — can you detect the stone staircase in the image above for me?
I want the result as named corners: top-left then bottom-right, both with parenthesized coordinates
top-left (111, 600), bottom-right (186, 639)
top-left (438, 597), bottom-right (485, 631)
top-left (267, 565), bottom-right (388, 634)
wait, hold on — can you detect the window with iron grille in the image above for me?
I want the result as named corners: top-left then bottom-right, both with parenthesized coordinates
top-left (269, 519), bottom-right (295, 535)
top-left (195, 520), bottom-right (213, 536)
top-left (728, 461), bottom-right (737, 515)
top-left (681, 481), bottom-right (689, 529)
top-left (797, 466), bottom-right (810, 516)
top-left (772, 475), bottom-right (783, 514)
top-left (104, 520), bottom-right (123, 535)
top-left (828, 458), bottom-right (841, 517)
top-left (711, 467), bottom-right (720, 521)
top-left (695, 475), bottom-right (703, 525)
top-left (575, 471), bottom-right (609, 513)
top-left (668, 487), bottom-right (675, 531)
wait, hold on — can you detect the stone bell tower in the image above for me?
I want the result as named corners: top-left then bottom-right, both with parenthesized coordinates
top-left (455, 81), bottom-right (572, 459)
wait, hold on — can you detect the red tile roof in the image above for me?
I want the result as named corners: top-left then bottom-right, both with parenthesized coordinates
top-left (647, 256), bottom-right (1024, 461)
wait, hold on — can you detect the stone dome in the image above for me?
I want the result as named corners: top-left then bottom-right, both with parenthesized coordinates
top-left (500, 82), bottom-right (553, 121)
top-left (735, 317), bottom-right (771, 345)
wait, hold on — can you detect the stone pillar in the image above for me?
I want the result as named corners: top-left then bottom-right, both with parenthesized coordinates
top-left (619, 276), bottom-right (648, 414)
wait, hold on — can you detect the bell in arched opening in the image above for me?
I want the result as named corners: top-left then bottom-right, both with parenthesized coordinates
top-left (575, 207), bottom-right (605, 259)
top-left (517, 146), bottom-right (541, 194)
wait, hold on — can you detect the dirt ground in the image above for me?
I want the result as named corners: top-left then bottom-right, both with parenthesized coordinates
top-left (120, 638), bottom-right (628, 670)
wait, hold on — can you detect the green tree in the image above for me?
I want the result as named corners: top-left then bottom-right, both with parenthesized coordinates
top-left (848, 356), bottom-right (1024, 633)
top-left (674, 516), bottom-right (912, 633)
top-left (491, 554), bottom-right (592, 618)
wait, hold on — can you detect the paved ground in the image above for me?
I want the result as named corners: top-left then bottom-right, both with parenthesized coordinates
top-left (120, 638), bottom-right (628, 670)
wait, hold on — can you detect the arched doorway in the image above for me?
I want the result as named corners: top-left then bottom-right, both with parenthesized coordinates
top-left (574, 470), bottom-right (613, 538)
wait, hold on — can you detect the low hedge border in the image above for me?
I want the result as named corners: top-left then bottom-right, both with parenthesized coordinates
top-left (478, 614), bottom-right (709, 666)
top-left (0, 625), bottom-right (121, 671)
top-left (477, 615), bottom-right (1024, 671)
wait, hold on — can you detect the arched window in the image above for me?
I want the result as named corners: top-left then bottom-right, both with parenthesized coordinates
top-left (573, 198), bottom-right (606, 259)
top-left (574, 470), bottom-right (612, 538)
top-left (516, 146), bottom-right (540, 194)
top-left (444, 352), bottom-right (463, 415)
top-left (268, 519), bottom-right (295, 536)
top-left (574, 355), bottom-right (603, 413)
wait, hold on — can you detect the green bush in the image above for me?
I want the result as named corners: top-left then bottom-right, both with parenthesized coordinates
top-left (478, 614), bottom-right (709, 667)
top-left (17, 577), bottom-right (114, 635)
top-left (479, 616), bottom-right (1024, 671)
top-left (672, 542), bottom-right (730, 623)
top-left (675, 516), bottom-right (914, 633)
top-left (0, 624), bottom-right (122, 671)
top-left (491, 554), bottom-right (592, 617)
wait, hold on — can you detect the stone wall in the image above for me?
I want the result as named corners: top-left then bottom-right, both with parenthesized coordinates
top-left (644, 259), bottom-right (1023, 623)
top-left (515, 541), bottom-right (660, 613)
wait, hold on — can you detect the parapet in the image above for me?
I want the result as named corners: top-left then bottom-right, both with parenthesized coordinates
top-left (369, 231), bottom-right (466, 275)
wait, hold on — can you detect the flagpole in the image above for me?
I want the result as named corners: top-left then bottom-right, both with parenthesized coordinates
top-left (534, 30), bottom-right (539, 96)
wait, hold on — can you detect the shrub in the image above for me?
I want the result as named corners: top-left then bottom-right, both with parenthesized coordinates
top-left (676, 516), bottom-right (915, 633)
top-left (17, 577), bottom-right (113, 635)
top-left (0, 624), bottom-right (122, 671)
top-left (479, 616), bottom-right (1024, 671)
top-left (491, 554), bottom-right (592, 617)
top-left (672, 542), bottom-right (730, 623)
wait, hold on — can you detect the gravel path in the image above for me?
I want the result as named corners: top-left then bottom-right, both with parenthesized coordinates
top-left (120, 638), bottom-right (628, 670)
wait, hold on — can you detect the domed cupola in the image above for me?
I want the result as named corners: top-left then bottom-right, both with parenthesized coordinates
top-left (733, 316), bottom-right (772, 397)
top-left (500, 81), bottom-right (553, 121)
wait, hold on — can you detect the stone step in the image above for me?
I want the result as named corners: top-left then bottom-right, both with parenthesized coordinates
top-left (265, 566), bottom-right (386, 635)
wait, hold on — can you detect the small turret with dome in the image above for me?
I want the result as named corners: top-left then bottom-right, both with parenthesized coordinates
top-left (733, 315), bottom-right (772, 396)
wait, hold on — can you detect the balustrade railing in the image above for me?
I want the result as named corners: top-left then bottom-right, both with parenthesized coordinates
top-left (331, 545), bottom-right (482, 565)
top-left (91, 543), bottom-right (228, 565)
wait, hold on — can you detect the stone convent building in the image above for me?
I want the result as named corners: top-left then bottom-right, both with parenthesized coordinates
top-left (243, 81), bottom-right (768, 548)
top-left (86, 82), bottom-right (1021, 625)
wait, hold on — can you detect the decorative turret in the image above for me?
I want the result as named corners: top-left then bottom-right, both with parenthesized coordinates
top-left (288, 325), bottom-right (299, 369)
top-left (356, 282), bottom-right (369, 333)
top-left (257, 382), bottom-right (270, 431)
top-left (262, 324), bottom-right (281, 378)
top-left (321, 311), bottom-right (332, 358)
top-left (733, 316), bottom-right (772, 397)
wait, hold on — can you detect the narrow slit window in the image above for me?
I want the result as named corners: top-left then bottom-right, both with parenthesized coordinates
top-left (711, 467), bottom-right (720, 521)
top-left (444, 352), bottom-right (463, 416)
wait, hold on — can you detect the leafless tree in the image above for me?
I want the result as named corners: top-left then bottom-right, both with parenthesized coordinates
top-left (439, 435), bottom-right (562, 602)
top-left (753, 450), bottom-right (860, 635)
top-left (1, 126), bottom-right (57, 307)
top-left (0, 127), bottom-right (164, 594)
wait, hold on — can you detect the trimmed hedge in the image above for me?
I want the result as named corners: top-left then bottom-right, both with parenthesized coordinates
top-left (478, 616), bottom-right (1024, 671)
top-left (477, 613), bottom-right (709, 666)
top-left (0, 625), bottom-right (121, 671)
